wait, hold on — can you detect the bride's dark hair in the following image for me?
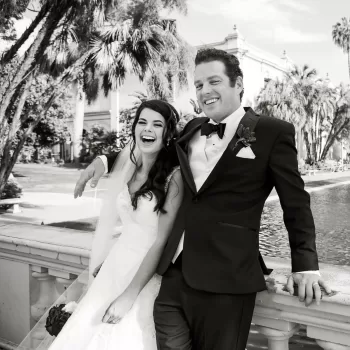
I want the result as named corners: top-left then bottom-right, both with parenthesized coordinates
top-left (129, 100), bottom-right (180, 213)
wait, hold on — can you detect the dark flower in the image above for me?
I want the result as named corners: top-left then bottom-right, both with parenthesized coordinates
top-left (235, 124), bottom-right (256, 148)
top-left (45, 304), bottom-right (72, 337)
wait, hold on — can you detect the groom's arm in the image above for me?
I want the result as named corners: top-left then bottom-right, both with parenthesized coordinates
top-left (268, 122), bottom-right (319, 272)
top-left (97, 153), bottom-right (119, 174)
top-left (74, 152), bottom-right (119, 198)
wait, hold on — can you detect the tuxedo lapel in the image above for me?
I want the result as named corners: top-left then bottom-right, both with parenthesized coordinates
top-left (197, 108), bottom-right (260, 196)
top-left (176, 117), bottom-right (209, 194)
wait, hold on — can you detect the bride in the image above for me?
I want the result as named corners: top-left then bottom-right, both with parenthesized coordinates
top-left (20, 100), bottom-right (183, 350)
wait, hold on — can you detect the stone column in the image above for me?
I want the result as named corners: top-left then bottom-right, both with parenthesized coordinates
top-left (256, 324), bottom-right (299, 350)
top-left (110, 88), bottom-right (120, 147)
top-left (73, 82), bottom-right (85, 163)
top-left (30, 268), bottom-right (58, 348)
top-left (55, 276), bottom-right (82, 303)
top-left (31, 271), bottom-right (57, 322)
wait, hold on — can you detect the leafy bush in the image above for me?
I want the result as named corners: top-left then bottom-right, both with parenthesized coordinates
top-left (0, 174), bottom-right (22, 209)
top-left (81, 124), bottom-right (131, 162)
top-left (18, 145), bottom-right (36, 163)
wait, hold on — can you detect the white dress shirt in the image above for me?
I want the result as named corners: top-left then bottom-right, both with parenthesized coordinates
top-left (98, 106), bottom-right (319, 275)
top-left (172, 105), bottom-right (246, 262)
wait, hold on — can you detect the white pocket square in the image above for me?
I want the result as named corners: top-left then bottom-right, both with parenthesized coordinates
top-left (236, 147), bottom-right (256, 159)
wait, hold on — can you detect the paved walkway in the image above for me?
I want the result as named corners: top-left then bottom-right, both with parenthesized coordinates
top-left (2, 165), bottom-right (350, 229)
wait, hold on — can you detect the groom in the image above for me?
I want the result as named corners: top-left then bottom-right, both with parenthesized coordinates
top-left (74, 48), bottom-right (330, 349)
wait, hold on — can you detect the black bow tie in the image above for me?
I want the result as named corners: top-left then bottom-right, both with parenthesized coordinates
top-left (200, 121), bottom-right (226, 139)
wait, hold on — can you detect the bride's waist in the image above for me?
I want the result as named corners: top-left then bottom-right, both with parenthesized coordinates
top-left (116, 225), bottom-right (157, 250)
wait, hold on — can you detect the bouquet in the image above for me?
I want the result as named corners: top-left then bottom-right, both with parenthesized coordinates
top-left (45, 302), bottom-right (78, 336)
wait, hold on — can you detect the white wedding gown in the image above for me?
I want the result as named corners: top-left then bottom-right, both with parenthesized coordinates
top-left (48, 184), bottom-right (162, 350)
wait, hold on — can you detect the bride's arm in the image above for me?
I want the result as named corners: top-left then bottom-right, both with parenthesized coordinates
top-left (124, 169), bottom-right (184, 298)
top-left (102, 170), bottom-right (184, 323)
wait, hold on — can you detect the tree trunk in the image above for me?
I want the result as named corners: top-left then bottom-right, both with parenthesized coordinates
top-left (0, 73), bottom-right (34, 197)
top-left (168, 74), bottom-right (176, 104)
top-left (0, 6), bottom-right (67, 131)
top-left (348, 49), bottom-right (350, 80)
top-left (0, 2), bottom-right (51, 66)
top-left (321, 118), bottom-right (350, 160)
top-left (310, 127), bottom-right (317, 162)
top-left (321, 134), bottom-right (337, 161)
top-left (296, 126), bottom-right (303, 160)
top-left (0, 16), bottom-right (49, 129)
top-left (73, 82), bottom-right (85, 163)
top-left (110, 88), bottom-right (120, 146)
top-left (0, 93), bottom-right (57, 198)
top-left (348, 50), bottom-right (350, 78)
top-left (304, 131), bottom-right (311, 161)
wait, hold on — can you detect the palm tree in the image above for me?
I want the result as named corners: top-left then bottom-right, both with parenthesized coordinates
top-left (256, 78), bottom-right (307, 159)
top-left (332, 17), bottom-right (350, 79)
top-left (256, 78), bottom-right (305, 125)
top-left (0, 0), bottom-right (189, 196)
top-left (305, 81), bottom-right (336, 160)
top-left (287, 64), bottom-right (317, 84)
top-left (321, 83), bottom-right (350, 160)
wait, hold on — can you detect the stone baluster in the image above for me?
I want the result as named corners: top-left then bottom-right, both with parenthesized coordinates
top-left (256, 324), bottom-right (299, 350)
top-left (315, 340), bottom-right (350, 350)
top-left (49, 269), bottom-right (80, 304)
top-left (31, 268), bottom-right (57, 322)
top-left (55, 276), bottom-right (80, 303)
top-left (30, 266), bottom-right (58, 348)
top-left (308, 325), bottom-right (350, 350)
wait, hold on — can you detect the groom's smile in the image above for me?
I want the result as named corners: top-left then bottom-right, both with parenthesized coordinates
top-left (204, 98), bottom-right (219, 105)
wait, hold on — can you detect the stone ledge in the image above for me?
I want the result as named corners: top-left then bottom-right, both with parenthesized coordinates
top-left (263, 256), bottom-right (350, 305)
top-left (0, 222), bottom-right (92, 260)
top-left (256, 257), bottom-right (350, 348)
top-left (0, 222), bottom-right (93, 274)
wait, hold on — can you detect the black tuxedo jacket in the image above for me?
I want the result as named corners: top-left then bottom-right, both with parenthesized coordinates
top-left (106, 108), bottom-right (319, 294)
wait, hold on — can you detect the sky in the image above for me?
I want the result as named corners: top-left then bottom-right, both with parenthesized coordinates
top-left (169, 0), bottom-right (349, 85)
top-left (13, 0), bottom-right (350, 108)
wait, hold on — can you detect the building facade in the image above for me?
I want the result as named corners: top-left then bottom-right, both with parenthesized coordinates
top-left (60, 26), bottom-right (347, 163)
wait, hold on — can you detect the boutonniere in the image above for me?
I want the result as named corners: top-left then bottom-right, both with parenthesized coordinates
top-left (235, 124), bottom-right (256, 148)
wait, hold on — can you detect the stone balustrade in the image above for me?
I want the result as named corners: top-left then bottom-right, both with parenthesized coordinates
top-left (252, 258), bottom-right (350, 349)
top-left (0, 222), bottom-right (91, 349)
top-left (0, 221), bottom-right (349, 349)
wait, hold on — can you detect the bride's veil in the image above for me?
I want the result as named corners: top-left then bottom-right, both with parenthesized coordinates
top-left (15, 142), bottom-right (141, 350)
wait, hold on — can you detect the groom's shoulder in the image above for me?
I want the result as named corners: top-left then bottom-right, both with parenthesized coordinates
top-left (257, 114), bottom-right (295, 135)
top-left (181, 117), bottom-right (207, 135)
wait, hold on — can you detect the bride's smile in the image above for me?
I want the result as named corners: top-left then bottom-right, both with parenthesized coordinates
top-left (134, 108), bottom-right (166, 154)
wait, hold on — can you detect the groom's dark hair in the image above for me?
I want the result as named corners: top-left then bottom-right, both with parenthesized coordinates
top-left (195, 48), bottom-right (244, 101)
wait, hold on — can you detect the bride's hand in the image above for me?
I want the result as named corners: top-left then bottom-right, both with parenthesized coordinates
top-left (102, 293), bottom-right (136, 324)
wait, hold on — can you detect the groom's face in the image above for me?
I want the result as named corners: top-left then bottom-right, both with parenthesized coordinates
top-left (194, 60), bottom-right (242, 122)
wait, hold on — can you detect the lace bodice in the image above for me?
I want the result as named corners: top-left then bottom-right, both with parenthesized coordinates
top-left (114, 185), bottom-right (159, 253)
top-left (115, 166), bottom-right (180, 252)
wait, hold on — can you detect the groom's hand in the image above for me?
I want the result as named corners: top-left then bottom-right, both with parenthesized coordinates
top-left (286, 273), bottom-right (332, 307)
top-left (74, 158), bottom-right (105, 198)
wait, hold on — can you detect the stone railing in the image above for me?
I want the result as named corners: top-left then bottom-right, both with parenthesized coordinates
top-left (253, 257), bottom-right (350, 350)
top-left (0, 221), bottom-right (349, 349)
top-left (0, 222), bottom-right (92, 349)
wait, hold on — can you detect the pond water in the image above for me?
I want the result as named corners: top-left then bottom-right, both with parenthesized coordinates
top-left (260, 184), bottom-right (350, 266)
